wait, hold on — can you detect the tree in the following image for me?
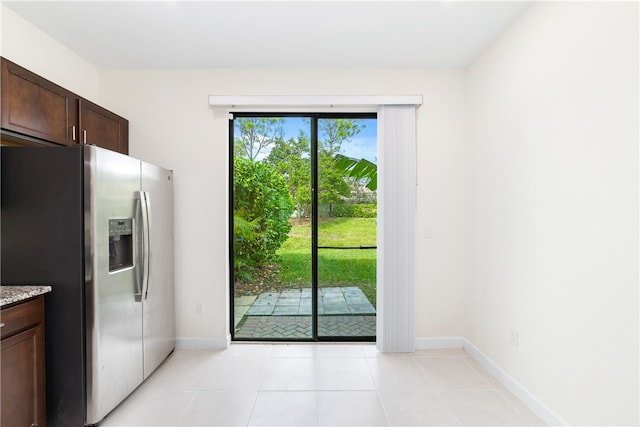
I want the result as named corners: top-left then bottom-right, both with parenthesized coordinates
top-left (318, 118), bottom-right (364, 155)
top-left (317, 119), bottom-right (364, 216)
top-left (318, 151), bottom-right (351, 216)
top-left (234, 117), bottom-right (284, 160)
top-left (265, 131), bottom-right (312, 218)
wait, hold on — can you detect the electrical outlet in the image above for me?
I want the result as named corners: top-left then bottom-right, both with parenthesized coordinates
top-left (510, 330), bottom-right (519, 348)
top-left (196, 301), bottom-right (205, 315)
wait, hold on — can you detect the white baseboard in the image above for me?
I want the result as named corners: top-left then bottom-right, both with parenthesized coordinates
top-left (415, 336), bottom-right (465, 349)
top-left (176, 335), bottom-right (230, 349)
top-left (462, 338), bottom-right (567, 426)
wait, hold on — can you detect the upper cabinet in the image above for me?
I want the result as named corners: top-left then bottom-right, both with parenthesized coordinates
top-left (79, 99), bottom-right (129, 154)
top-left (1, 58), bottom-right (129, 155)
top-left (1, 58), bottom-right (78, 146)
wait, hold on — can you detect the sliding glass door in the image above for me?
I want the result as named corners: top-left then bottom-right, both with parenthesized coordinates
top-left (230, 114), bottom-right (376, 341)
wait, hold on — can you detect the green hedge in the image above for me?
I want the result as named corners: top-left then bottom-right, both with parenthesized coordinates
top-left (333, 204), bottom-right (377, 218)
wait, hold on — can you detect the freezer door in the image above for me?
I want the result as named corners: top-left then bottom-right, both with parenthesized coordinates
top-left (141, 161), bottom-right (175, 378)
top-left (85, 146), bottom-right (144, 425)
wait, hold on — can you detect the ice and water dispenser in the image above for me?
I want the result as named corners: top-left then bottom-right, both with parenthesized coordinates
top-left (108, 218), bottom-right (133, 271)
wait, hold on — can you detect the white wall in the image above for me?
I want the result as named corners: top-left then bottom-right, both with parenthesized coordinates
top-left (0, 1), bottom-right (470, 346)
top-left (98, 68), bottom-right (469, 344)
top-left (0, 4), bottom-right (101, 102)
top-left (466, 2), bottom-right (638, 425)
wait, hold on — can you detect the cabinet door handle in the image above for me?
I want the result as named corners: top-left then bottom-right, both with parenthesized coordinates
top-left (72, 125), bottom-right (76, 141)
top-left (0, 323), bottom-right (5, 328)
top-left (83, 130), bottom-right (87, 144)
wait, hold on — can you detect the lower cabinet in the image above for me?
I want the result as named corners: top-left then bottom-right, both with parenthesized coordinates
top-left (1, 296), bottom-right (46, 427)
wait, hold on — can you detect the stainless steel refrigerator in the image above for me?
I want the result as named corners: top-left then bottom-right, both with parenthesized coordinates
top-left (1, 145), bottom-right (175, 426)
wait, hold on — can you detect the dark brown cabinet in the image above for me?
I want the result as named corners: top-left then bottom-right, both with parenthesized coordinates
top-left (0, 296), bottom-right (46, 427)
top-left (1, 57), bottom-right (129, 154)
top-left (79, 98), bottom-right (129, 154)
top-left (1, 58), bottom-right (77, 146)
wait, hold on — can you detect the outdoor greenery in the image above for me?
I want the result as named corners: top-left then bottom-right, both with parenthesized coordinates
top-left (234, 117), bottom-right (284, 160)
top-left (265, 131), bottom-right (312, 218)
top-left (317, 119), bottom-right (365, 216)
top-left (233, 116), bottom-right (378, 305)
top-left (277, 217), bottom-right (377, 306)
top-left (333, 203), bottom-right (377, 218)
top-left (233, 157), bottom-right (295, 281)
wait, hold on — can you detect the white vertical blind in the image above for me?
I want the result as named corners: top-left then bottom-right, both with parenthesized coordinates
top-left (376, 105), bottom-right (416, 353)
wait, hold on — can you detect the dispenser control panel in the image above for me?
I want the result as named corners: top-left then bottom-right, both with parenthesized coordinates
top-left (109, 218), bottom-right (133, 236)
top-left (108, 218), bottom-right (134, 272)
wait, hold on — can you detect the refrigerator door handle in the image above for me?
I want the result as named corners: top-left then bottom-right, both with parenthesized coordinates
top-left (141, 191), bottom-right (151, 301)
top-left (134, 192), bottom-right (143, 300)
top-left (135, 190), bottom-right (151, 301)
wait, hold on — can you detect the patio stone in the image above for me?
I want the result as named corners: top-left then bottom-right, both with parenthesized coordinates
top-left (299, 301), bottom-right (312, 315)
top-left (273, 305), bottom-right (302, 315)
top-left (253, 294), bottom-right (278, 305)
top-left (348, 304), bottom-right (377, 314)
top-left (246, 304), bottom-right (275, 315)
top-left (342, 287), bottom-right (364, 295)
top-left (345, 295), bottom-right (371, 305)
top-left (321, 296), bottom-right (346, 304)
top-left (323, 304), bottom-right (350, 314)
top-left (280, 290), bottom-right (302, 299)
top-left (276, 298), bottom-right (300, 306)
top-left (239, 286), bottom-right (375, 325)
top-left (233, 295), bottom-right (257, 328)
top-left (320, 288), bottom-right (343, 296)
top-left (235, 295), bottom-right (257, 306)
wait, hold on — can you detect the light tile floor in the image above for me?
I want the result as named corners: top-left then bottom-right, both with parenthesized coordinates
top-left (100, 344), bottom-right (547, 427)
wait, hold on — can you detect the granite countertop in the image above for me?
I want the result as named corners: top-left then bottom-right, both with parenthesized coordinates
top-left (0, 285), bottom-right (52, 307)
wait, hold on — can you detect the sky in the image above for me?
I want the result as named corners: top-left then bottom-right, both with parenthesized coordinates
top-left (283, 117), bottom-right (377, 163)
top-left (239, 117), bottom-right (377, 163)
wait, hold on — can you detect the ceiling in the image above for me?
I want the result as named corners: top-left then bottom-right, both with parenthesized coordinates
top-left (3, 1), bottom-right (531, 69)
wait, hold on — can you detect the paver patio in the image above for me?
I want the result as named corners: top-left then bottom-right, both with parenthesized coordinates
top-left (234, 286), bottom-right (376, 338)
top-left (235, 315), bottom-right (376, 338)
top-left (244, 286), bottom-right (375, 316)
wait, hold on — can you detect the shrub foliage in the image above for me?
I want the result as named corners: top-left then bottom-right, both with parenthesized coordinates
top-left (332, 203), bottom-right (377, 218)
top-left (233, 158), bottom-right (295, 280)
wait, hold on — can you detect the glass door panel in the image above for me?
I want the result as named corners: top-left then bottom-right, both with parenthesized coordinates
top-left (231, 115), bottom-right (376, 341)
top-left (316, 118), bottom-right (377, 339)
top-left (232, 116), bottom-right (313, 339)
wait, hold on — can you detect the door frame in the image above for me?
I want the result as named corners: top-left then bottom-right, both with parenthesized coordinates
top-left (229, 112), bottom-right (377, 342)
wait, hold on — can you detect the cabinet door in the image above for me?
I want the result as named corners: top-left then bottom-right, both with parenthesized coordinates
top-left (0, 325), bottom-right (46, 427)
top-left (1, 57), bottom-right (78, 145)
top-left (79, 98), bottom-right (129, 155)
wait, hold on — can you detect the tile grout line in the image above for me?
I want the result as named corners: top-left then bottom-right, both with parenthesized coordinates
top-left (173, 390), bottom-right (199, 427)
top-left (364, 349), bottom-right (394, 427)
top-left (494, 388), bottom-right (538, 427)
top-left (412, 353), bottom-right (464, 426)
top-left (246, 346), bottom-right (274, 426)
top-left (461, 354), bottom-right (536, 425)
top-left (245, 390), bottom-right (261, 427)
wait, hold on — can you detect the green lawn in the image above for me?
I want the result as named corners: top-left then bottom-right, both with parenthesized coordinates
top-left (276, 217), bottom-right (377, 306)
